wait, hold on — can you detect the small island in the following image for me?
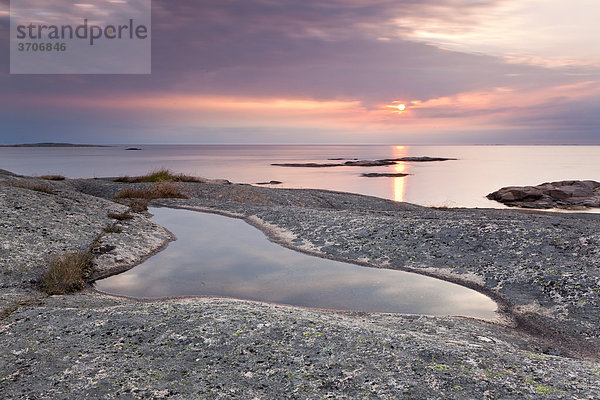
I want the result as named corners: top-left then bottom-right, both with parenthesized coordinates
top-left (361, 172), bottom-right (410, 177)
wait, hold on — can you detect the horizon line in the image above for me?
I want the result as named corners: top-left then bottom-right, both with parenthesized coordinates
top-left (2, 142), bottom-right (600, 147)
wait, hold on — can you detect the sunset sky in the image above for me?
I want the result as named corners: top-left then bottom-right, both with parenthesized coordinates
top-left (1, 0), bottom-right (599, 144)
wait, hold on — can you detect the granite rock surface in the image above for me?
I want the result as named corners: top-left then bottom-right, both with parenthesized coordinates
top-left (1, 170), bottom-right (599, 399)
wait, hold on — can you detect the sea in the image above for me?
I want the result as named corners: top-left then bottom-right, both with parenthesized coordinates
top-left (2, 144), bottom-right (599, 211)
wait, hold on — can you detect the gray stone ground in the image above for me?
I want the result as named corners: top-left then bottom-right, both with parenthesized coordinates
top-left (1, 170), bottom-right (599, 399)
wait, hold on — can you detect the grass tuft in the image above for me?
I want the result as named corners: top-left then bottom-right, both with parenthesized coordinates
top-left (40, 174), bottom-right (65, 181)
top-left (107, 212), bottom-right (134, 221)
top-left (127, 198), bottom-right (150, 212)
top-left (103, 224), bottom-right (123, 233)
top-left (115, 168), bottom-right (204, 183)
top-left (11, 182), bottom-right (55, 194)
top-left (114, 182), bottom-right (189, 200)
top-left (39, 251), bottom-right (94, 295)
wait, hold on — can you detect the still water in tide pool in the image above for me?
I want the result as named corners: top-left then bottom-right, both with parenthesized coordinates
top-left (94, 208), bottom-right (497, 319)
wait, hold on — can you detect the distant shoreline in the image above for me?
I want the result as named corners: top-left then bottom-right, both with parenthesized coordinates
top-left (0, 143), bottom-right (111, 148)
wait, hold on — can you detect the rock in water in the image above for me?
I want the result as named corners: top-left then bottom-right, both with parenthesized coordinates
top-left (344, 160), bottom-right (397, 167)
top-left (255, 180), bottom-right (283, 185)
top-left (487, 180), bottom-right (600, 209)
top-left (361, 173), bottom-right (410, 178)
top-left (383, 156), bottom-right (457, 162)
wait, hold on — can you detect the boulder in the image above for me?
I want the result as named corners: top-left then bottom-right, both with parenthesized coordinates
top-left (487, 180), bottom-right (600, 209)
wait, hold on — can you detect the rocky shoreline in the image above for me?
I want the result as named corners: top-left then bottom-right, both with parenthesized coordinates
top-left (1, 169), bottom-right (599, 399)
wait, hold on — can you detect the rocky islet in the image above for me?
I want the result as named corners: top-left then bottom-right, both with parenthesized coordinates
top-left (272, 155), bottom-right (456, 168)
top-left (488, 180), bottom-right (600, 209)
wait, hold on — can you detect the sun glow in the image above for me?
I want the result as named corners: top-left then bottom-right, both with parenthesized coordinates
top-left (384, 102), bottom-right (409, 115)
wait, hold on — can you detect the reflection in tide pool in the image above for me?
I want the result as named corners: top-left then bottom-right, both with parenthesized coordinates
top-left (95, 208), bottom-right (497, 319)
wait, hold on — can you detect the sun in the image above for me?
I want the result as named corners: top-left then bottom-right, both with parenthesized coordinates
top-left (384, 102), bottom-right (408, 114)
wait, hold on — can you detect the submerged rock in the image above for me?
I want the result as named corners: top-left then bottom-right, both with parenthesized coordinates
top-left (487, 180), bottom-right (600, 209)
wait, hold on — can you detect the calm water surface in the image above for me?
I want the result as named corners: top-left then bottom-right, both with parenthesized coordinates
top-left (1, 144), bottom-right (599, 209)
top-left (94, 207), bottom-right (497, 319)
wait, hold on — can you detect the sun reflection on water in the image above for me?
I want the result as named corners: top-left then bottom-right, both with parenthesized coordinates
top-left (393, 145), bottom-right (408, 202)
